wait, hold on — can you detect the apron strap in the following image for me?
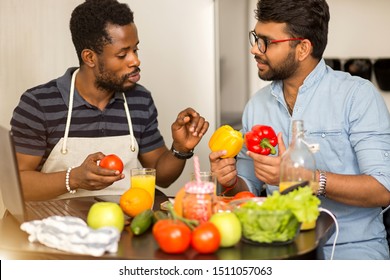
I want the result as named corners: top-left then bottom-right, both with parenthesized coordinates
top-left (122, 92), bottom-right (136, 152)
top-left (61, 68), bottom-right (79, 154)
top-left (61, 68), bottom-right (136, 153)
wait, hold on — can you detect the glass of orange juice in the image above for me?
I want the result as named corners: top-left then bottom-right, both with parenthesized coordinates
top-left (131, 168), bottom-right (156, 206)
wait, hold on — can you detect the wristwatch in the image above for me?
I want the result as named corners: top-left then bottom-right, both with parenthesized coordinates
top-left (317, 170), bottom-right (327, 197)
top-left (170, 145), bottom-right (194, 160)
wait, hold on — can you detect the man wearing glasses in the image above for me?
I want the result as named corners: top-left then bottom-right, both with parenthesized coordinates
top-left (209, 0), bottom-right (390, 259)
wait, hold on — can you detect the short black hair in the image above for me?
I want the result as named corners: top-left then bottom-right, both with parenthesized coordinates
top-left (255, 0), bottom-right (330, 59)
top-left (70, 0), bottom-right (134, 64)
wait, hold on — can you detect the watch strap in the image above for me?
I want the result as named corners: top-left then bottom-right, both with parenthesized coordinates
top-left (318, 170), bottom-right (327, 197)
top-left (170, 145), bottom-right (194, 160)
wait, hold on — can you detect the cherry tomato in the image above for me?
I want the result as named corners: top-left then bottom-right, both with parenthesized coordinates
top-left (152, 219), bottom-right (191, 254)
top-left (99, 154), bottom-right (124, 173)
top-left (191, 222), bottom-right (221, 254)
top-left (233, 191), bottom-right (255, 200)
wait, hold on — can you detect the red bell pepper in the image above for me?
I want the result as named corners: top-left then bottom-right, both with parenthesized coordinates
top-left (245, 125), bottom-right (278, 155)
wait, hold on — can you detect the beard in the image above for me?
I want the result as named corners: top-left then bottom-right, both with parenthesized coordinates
top-left (258, 50), bottom-right (298, 81)
top-left (95, 62), bottom-right (140, 93)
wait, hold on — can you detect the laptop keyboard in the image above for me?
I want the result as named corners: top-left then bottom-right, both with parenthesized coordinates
top-left (26, 200), bottom-right (82, 220)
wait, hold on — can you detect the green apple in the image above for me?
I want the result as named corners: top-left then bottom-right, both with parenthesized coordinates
top-left (87, 202), bottom-right (125, 232)
top-left (209, 211), bottom-right (242, 247)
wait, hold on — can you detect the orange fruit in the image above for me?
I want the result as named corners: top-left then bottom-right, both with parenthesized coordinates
top-left (173, 187), bottom-right (186, 217)
top-left (119, 188), bottom-right (153, 217)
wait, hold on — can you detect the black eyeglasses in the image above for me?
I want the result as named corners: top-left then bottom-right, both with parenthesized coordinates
top-left (249, 30), bottom-right (305, 54)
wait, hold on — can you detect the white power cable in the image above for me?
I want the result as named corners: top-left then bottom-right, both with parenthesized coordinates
top-left (318, 207), bottom-right (339, 260)
top-left (380, 204), bottom-right (390, 215)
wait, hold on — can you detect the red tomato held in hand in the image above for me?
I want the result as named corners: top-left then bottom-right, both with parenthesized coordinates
top-left (191, 222), bottom-right (221, 254)
top-left (99, 154), bottom-right (124, 173)
top-left (233, 191), bottom-right (255, 200)
top-left (153, 219), bottom-right (191, 254)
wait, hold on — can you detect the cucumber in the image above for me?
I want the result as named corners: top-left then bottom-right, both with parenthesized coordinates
top-left (130, 209), bottom-right (154, 235)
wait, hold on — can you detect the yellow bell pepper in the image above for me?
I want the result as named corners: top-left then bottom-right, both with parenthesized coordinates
top-left (208, 125), bottom-right (244, 158)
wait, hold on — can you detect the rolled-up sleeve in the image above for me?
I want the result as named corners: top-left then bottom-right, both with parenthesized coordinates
top-left (349, 82), bottom-right (390, 190)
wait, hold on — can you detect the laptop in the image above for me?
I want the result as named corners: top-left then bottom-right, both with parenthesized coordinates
top-left (0, 126), bottom-right (88, 223)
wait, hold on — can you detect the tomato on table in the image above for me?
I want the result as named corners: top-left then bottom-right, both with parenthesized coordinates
top-left (152, 219), bottom-right (191, 254)
top-left (233, 191), bottom-right (255, 200)
top-left (191, 222), bottom-right (221, 254)
top-left (99, 154), bottom-right (124, 173)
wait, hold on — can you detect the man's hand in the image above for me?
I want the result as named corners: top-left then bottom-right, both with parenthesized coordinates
top-left (71, 152), bottom-right (124, 191)
top-left (171, 107), bottom-right (209, 152)
top-left (209, 150), bottom-right (237, 187)
top-left (247, 132), bottom-right (286, 186)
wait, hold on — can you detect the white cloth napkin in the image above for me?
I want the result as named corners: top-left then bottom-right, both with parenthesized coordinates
top-left (20, 216), bottom-right (120, 257)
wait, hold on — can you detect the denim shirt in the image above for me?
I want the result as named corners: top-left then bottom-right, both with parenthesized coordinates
top-left (237, 59), bottom-right (390, 259)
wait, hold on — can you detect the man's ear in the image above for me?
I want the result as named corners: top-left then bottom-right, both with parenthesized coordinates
top-left (297, 39), bottom-right (312, 61)
top-left (81, 49), bottom-right (96, 67)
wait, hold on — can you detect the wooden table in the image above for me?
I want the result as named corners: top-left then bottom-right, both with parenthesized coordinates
top-left (0, 191), bottom-right (335, 260)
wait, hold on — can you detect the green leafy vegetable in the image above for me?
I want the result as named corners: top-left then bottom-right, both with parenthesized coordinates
top-left (233, 187), bottom-right (320, 243)
top-left (235, 204), bottom-right (299, 243)
top-left (262, 187), bottom-right (320, 224)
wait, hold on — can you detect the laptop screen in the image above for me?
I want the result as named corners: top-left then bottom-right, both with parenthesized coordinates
top-left (0, 126), bottom-right (26, 223)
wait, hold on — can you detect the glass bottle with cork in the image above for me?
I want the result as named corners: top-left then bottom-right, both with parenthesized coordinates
top-left (279, 120), bottom-right (318, 230)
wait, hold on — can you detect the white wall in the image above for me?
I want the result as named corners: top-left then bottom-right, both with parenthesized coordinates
top-left (0, 0), bottom-right (82, 129)
top-left (0, 0), bottom-right (216, 216)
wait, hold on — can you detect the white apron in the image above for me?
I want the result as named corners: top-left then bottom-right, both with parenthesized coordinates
top-left (41, 69), bottom-right (139, 199)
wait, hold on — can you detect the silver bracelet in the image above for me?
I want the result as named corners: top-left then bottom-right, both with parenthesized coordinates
top-left (65, 167), bottom-right (76, 194)
top-left (317, 170), bottom-right (327, 197)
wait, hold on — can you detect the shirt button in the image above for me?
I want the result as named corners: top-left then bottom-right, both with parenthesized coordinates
top-left (321, 133), bottom-right (326, 138)
top-left (385, 152), bottom-right (389, 157)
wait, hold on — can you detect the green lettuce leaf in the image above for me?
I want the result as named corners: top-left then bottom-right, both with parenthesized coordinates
top-left (262, 187), bottom-right (320, 223)
top-left (233, 187), bottom-right (320, 243)
top-left (235, 204), bottom-right (299, 243)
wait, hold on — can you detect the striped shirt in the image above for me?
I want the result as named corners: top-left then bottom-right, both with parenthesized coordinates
top-left (10, 67), bottom-right (165, 170)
